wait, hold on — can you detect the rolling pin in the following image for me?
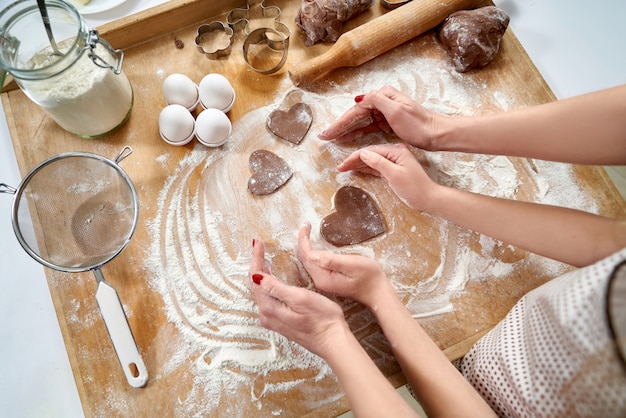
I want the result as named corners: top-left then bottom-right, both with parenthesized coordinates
top-left (288, 0), bottom-right (484, 86)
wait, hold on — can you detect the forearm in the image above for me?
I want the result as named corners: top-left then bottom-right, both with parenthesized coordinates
top-left (370, 288), bottom-right (495, 418)
top-left (424, 185), bottom-right (626, 267)
top-left (323, 325), bottom-right (419, 418)
top-left (434, 85), bottom-right (626, 165)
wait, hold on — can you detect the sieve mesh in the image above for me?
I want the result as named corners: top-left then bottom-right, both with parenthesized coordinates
top-left (13, 152), bottom-right (138, 271)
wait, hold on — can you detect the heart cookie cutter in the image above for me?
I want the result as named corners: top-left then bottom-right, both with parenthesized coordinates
top-left (194, 0), bottom-right (290, 74)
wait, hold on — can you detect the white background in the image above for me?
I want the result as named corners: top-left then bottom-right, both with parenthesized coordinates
top-left (1, 0), bottom-right (625, 416)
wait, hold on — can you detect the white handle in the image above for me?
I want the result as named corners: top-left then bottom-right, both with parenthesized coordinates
top-left (95, 277), bottom-right (148, 387)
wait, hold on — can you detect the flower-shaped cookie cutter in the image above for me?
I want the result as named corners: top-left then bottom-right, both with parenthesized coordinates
top-left (194, 21), bottom-right (234, 59)
top-left (226, 0), bottom-right (290, 74)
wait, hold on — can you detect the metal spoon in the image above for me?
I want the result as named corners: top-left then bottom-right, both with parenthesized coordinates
top-left (36, 0), bottom-right (64, 57)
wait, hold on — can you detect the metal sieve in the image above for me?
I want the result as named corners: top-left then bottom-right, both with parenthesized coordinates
top-left (0, 146), bottom-right (148, 387)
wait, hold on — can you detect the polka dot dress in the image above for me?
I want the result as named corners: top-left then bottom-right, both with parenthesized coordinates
top-left (460, 248), bottom-right (626, 417)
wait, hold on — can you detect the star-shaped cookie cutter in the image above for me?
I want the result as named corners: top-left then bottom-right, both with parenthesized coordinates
top-left (226, 0), bottom-right (290, 74)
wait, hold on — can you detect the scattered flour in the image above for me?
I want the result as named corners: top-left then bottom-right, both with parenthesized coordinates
top-left (144, 33), bottom-right (597, 416)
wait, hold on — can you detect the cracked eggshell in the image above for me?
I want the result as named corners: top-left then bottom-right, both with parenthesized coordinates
top-left (163, 73), bottom-right (200, 111)
top-left (159, 104), bottom-right (195, 145)
top-left (198, 73), bottom-right (235, 113)
top-left (195, 108), bottom-right (232, 147)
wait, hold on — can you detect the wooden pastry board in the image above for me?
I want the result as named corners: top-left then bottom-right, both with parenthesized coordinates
top-left (2, 0), bottom-right (625, 417)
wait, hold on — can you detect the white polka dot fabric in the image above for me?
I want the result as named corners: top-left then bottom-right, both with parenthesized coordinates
top-left (460, 247), bottom-right (626, 417)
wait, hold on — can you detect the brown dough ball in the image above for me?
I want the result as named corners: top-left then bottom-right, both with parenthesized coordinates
top-left (295, 0), bottom-right (373, 47)
top-left (438, 6), bottom-right (510, 73)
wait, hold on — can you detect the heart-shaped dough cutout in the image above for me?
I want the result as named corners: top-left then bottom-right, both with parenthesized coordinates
top-left (320, 186), bottom-right (387, 247)
top-left (266, 103), bottom-right (313, 145)
top-left (248, 149), bottom-right (293, 195)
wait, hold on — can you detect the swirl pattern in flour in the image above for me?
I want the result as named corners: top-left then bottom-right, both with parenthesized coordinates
top-left (145, 83), bottom-right (591, 415)
top-left (146, 91), bottom-right (376, 415)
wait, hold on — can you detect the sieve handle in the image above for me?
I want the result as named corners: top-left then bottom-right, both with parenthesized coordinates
top-left (94, 271), bottom-right (148, 388)
top-left (0, 183), bottom-right (17, 194)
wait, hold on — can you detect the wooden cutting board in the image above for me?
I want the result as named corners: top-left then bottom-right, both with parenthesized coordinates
top-left (2, 0), bottom-right (625, 417)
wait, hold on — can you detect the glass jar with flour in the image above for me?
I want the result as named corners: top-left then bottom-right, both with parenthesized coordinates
top-left (0, 0), bottom-right (133, 138)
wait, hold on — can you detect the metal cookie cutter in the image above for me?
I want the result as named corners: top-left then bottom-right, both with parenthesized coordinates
top-left (226, 0), bottom-right (290, 74)
top-left (242, 27), bottom-right (288, 74)
top-left (195, 21), bottom-right (234, 59)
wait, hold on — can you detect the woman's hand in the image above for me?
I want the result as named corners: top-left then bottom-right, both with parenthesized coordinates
top-left (249, 238), bottom-right (348, 358)
top-left (318, 85), bottom-right (445, 150)
top-left (338, 143), bottom-right (440, 213)
top-left (297, 223), bottom-right (393, 309)
top-left (250, 238), bottom-right (422, 417)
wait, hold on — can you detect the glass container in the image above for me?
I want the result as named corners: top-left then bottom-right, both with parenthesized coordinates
top-left (0, 0), bottom-right (133, 138)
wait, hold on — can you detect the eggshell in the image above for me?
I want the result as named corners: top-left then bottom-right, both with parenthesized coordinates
top-left (195, 108), bottom-right (232, 147)
top-left (158, 104), bottom-right (195, 145)
top-left (198, 73), bottom-right (235, 113)
top-left (163, 73), bottom-right (200, 111)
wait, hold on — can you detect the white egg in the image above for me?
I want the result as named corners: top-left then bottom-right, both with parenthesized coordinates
top-left (158, 104), bottom-right (195, 145)
top-left (195, 108), bottom-right (232, 147)
top-left (198, 73), bottom-right (235, 113)
top-left (163, 73), bottom-right (199, 111)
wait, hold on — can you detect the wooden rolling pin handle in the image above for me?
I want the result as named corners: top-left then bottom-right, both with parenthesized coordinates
top-left (289, 0), bottom-right (483, 86)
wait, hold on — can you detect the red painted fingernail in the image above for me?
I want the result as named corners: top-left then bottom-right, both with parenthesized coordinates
top-left (252, 274), bottom-right (264, 285)
top-left (252, 238), bottom-right (256, 247)
top-left (354, 94), bottom-right (365, 103)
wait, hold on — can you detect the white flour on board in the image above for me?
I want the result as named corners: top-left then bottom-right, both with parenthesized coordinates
top-left (144, 36), bottom-right (597, 416)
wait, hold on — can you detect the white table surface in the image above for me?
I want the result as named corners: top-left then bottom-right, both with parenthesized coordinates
top-left (1, 0), bottom-right (625, 416)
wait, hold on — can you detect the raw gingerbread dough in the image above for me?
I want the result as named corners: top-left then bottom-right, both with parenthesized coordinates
top-left (320, 185), bottom-right (386, 247)
top-left (266, 102), bottom-right (313, 145)
top-left (438, 6), bottom-right (510, 73)
top-left (295, 0), bottom-right (373, 46)
top-left (248, 150), bottom-right (293, 195)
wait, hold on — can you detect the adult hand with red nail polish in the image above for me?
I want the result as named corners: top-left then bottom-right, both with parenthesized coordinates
top-left (249, 236), bottom-right (422, 418)
top-left (296, 222), bottom-right (394, 309)
top-left (318, 86), bottom-right (444, 150)
top-left (250, 228), bottom-right (493, 418)
top-left (249, 237), bottom-right (348, 359)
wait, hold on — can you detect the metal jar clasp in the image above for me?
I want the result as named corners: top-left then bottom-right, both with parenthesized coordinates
top-left (86, 29), bottom-right (124, 75)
